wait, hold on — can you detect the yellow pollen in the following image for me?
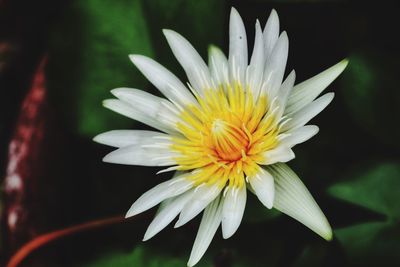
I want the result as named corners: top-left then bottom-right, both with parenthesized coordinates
top-left (171, 83), bottom-right (280, 189)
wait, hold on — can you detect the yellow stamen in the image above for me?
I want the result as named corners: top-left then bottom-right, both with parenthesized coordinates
top-left (172, 83), bottom-right (279, 189)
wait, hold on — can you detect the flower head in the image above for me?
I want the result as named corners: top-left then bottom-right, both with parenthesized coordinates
top-left (94, 8), bottom-right (347, 266)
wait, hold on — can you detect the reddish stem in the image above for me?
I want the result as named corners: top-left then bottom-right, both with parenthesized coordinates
top-left (6, 215), bottom-right (127, 267)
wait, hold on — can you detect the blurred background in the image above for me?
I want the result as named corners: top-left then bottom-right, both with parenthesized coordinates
top-left (1, 0), bottom-right (399, 266)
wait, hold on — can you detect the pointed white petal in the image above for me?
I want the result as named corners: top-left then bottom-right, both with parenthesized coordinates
top-left (285, 59), bottom-right (348, 115)
top-left (187, 196), bottom-right (223, 267)
top-left (163, 29), bottom-right (211, 93)
top-left (279, 70), bottom-right (296, 103)
top-left (103, 99), bottom-right (173, 134)
top-left (247, 20), bottom-right (264, 98)
top-left (208, 45), bottom-right (229, 86)
top-left (93, 130), bottom-right (168, 148)
top-left (102, 141), bottom-right (176, 166)
top-left (267, 163), bottom-right (332, 240)
top-left (221, 185), bottom-right (246, 239)
top-left (248, 168), bottom-right (275, 209)
top-left (259, 145), bottom-right (295, 165)
top-left (263, 31), bottom-right (289, 99)
top-left (175, 183), bottom-right (222, 228)
top-left (111, 88), bottom-right (179, 121)
top-left (126, 175), bottom-right (193, 218)
top-left (129, 55), bottom-right (196, 106)
top-left (229, 7), bottom-right (248, 85)
top-left (276, 70), bottom-right (296, 119)
top-left (279, 125), bottom-right (319, 148)
top-left (281, 93), bottom-right (334, 132)
top-left (263, 9), bottom-right (280, 60)
top-left (105, 88), bottom-right (180, 133)
top-left (143, 190), bottom-right (194, 241)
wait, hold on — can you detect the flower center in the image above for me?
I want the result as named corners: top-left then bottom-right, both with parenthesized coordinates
top-left (210, 119), bottom-right (249, 161)
top-left (171, 85), bottom-right (280, 187)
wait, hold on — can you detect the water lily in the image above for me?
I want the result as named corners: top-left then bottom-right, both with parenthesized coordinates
top-left (94, 7), bottom-right (347, 266)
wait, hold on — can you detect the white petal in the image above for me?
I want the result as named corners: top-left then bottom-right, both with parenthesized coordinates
top-left (275, 70), bottom-right (296, 119)
top-left (263, 31), bottom-right (289, 99)
top-left (129, 55), bottom-right (196, 106)
top-left (259, 145), bottom-right (295, 165)
top-left (93, 130), bottom-right (168, 148)
top-left (281, 93), bottom-right (334, 132)
top-left (208, 45), bottom-right (229, 87)
top-left (102, 142), bottom-right (176, 166)
top-left (163, 29), bottom-right (211, 93)
top-left (248, 168), bottom-right (275, 209)
top-left (263, 9), bottom-right (280, 61)
top-left (111, 88), bottom-right (179, 122)
top-left (104, 88), bottom-right (180, 134)
top-left (267, 163), bottom-right (332, 240)
top-left (143, 190), bottom-right (194, 241)
top-left (247, 20), bottom-right (264, 98)
top-left (103, 99), bottom-right (173, 134)
top-left (126, 175), bottom-right (193, 218)
top-left (229, 7), bottom-right (248, 85)
top-left (221, 185), bottom-right (246, 239)
top-left (187, 196), bottom-right (222, 267)
top-left (175, 183), bottom-right (222, 228)
top-left (285, 59), bottom-right (348, 115)
top-left (279, 125), bottom-right (319, 148)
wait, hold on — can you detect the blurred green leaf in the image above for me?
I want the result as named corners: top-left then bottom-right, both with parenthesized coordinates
top-left (291, 243), bottom-right (328, 267)
top-left (48, 0), bottom-right (154, 137)
top-left (341, 51), bottom-right (400, 146)
top-left (335, 222), bottom-right (387, 257)
top-left (335, 222), bottom-right (400, 267)
top-left (82, 245), bottom-right (186, 267)
top-left (329, 163), bottom-right (400, 266)
top-left (328, 163), bottom-right (400, 220)
top-left (47, 0), bottom-right (225, 138)
top-left (80, 244), bottom-right (234, 267)
top-left (143, 0), bottom-right (225, 75)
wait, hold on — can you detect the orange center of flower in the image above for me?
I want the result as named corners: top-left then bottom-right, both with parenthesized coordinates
top-left (210, 119), bottom-right (249, 161)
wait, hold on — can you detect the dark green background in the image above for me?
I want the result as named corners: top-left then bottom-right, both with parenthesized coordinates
top-left (1, 0), bottom-right (399, 266)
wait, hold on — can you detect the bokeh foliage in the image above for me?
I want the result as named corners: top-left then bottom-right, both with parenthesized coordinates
top-left (47, 0), bottom-right (154, 137)
top-left (329, 163), bottom-right (400, 267)
top-left (47, 0), bottom-right (224, 137)
top-left (1, 0), bottom-right (400, 267)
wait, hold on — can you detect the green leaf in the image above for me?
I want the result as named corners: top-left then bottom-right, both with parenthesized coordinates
top-left (335, 222), bottom-right (400, 267)
top-left (291, 243), bottom-right (328, 267)
top-left (328, 163), bottom-right (400, 220)
top-left (329, 163), bottom-right (400, 266)
top-left (335, 222), bottom-right (386, 258)
top-left (341, 51), bottom-right (400, 146)
top-left (80, 244), bottom-right (231, 267)
top-left (47, 0), bottom-right (225, 138)
top-left (48, 0), bottom-right (154, 137)
top-left (142, 0), bottom-right (225, 76)
top-left (82, 245), bottom-right (186, 267)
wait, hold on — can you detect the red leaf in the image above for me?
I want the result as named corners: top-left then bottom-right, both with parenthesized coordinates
top-left (3, 56), bottom-right (48, 251)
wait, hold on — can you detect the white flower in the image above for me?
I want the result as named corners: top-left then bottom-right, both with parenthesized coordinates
top-left (94, 8), bottom-right (347, 267)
